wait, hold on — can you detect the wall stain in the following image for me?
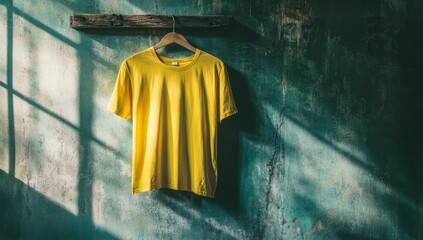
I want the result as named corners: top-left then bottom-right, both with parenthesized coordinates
top-left (212, 0), bottom-right (222, 14)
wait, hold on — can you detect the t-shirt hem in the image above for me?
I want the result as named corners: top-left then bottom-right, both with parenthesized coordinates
top-left (132, 185), bottom-right (215, 198)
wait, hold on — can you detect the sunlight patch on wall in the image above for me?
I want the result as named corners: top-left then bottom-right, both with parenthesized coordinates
top-left (89, 143), bottom-right (132, 238)
top-left (14, 1), bottom-right (81, 44)
top-left (96, 1), bottom-right (147, 14)
top-left (180, 195), bottom-right (249, 240)
top-left (0, 4), bottom-right (6, 83)
top-left (89, 35), bottom-right (153, 157)
top-left (205, 217), bottom-right (247, 240)
top-left (91, 40), bottom-right (134, 153)
top-left (12, 13), bottom-right (80, 128)
top-left (13, 95), bottom-right (79, 216)
top-left (0, 88), bottom-right (9, 173)
top-left (92, 180), bottom-right (106, 225)
top-left (283, 117), bottom-right (401, 238)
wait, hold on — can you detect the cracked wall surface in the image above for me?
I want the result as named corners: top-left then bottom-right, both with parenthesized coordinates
top-left (1, 0), bottom-right (422, 239)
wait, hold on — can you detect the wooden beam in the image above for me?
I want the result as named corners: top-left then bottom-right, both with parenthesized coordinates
top-left (70, 14), bottom-right (232, 29)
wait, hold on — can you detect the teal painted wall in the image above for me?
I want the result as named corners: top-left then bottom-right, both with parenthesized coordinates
top-left (1, 0), bottom-right (422, 239)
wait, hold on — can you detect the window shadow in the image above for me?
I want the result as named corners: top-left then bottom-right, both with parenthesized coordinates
top-left (76, 34), bottom-right (95, 236)
top-left (5, 0), bottom-right (16, 178)
top-left (0, 169), bottom-right (118, 240)
top-left (279, 0), bottom-right (423, 238)
top-left (6, 1), bottom-right (421, 239)
top-left (0, 1), bottom-right (122, 238)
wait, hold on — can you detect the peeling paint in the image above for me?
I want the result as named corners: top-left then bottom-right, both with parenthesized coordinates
top-left (281, 7), bottom-right (311, 48)
top-left (212, 0), bottom-right (222, 14)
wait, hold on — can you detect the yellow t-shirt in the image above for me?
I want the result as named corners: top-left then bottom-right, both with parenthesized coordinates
top-left (107, 47), bottom-right (237, 198)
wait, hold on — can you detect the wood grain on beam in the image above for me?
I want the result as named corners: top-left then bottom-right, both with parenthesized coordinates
top-left (70, 14), bottom-right (232, 29)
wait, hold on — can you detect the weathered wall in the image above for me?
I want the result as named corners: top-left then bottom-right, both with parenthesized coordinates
top-left (1, 0), bottom-right (422, 239)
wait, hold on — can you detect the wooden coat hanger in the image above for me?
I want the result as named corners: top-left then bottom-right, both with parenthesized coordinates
top-left (153, 15), bottom-right (197, 53)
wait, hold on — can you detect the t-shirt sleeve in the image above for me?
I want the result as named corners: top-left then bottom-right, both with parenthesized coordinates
top-left (107, 61), bottom-right (133, 120)
top-left (218, 63), bottom-right (238, 122)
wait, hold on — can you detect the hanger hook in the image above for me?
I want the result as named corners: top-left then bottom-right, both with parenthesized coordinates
top-left (171, 15), bottom-right (175, 35)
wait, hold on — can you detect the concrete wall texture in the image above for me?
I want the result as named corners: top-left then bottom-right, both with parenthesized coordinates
top-left (1, 0), bottom-right (422, 239)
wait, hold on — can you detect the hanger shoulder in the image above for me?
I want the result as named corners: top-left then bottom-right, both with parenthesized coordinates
top-left (153, 32), bottom-right (196, 52)
top-left (153, 32), bottom-right (183, 48)
top-left (172, 35), bottom-right (197, 52)
top-left (173, 32), bottom-right (188, 41)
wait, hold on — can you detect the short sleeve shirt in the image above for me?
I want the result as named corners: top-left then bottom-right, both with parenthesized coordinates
top-left (107, 47), bottom-right (237, 197)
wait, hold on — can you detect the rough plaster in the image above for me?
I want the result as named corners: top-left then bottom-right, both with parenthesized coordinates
top-left (1, 0), bottom-right (422, 239)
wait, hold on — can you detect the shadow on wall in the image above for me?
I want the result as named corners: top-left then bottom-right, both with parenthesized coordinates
top-left (68, 4), bottom-right (280, 240)
top-left (280, 0), bottom-right (423, 239)
top-left (0, 1), bottom-right (119, 239)
top-left (6, 0), bottom-right (422, 239)
top-left (1, 0), bottom-right (264, 238)
top-left (214, 65), bottom-right (255, 213)
top-left (66, 7), bottom-right (283, 239)
top-left (0, 170), bottom-right (118, 240)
